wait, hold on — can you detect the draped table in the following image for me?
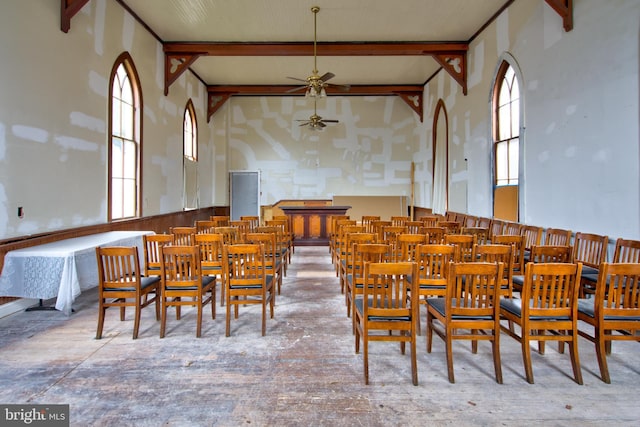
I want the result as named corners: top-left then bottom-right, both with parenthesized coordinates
top-left (0, 231), bottom-right (153, 315)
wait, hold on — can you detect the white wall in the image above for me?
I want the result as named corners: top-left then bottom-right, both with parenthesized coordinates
top-left (0, 0), bottom-right (214, 239)
top-left (423, 0), bottom-right (640, 239)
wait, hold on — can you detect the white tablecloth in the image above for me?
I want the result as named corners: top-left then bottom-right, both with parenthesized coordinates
top-left (0, 231), bottom-right (153, 315)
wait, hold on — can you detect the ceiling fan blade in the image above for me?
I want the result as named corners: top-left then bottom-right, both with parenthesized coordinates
top-left (286, 85), bottom-right (308, 93)
top-left (322, 119), bottom-right (339, 123)
top-left (298, 121), bottom-right (311, 126)
top-left (327, 83), bottom-right (351, 92)
top-left (287, 76), bottom-right (308, 83)
top-left (319, 72), bottom-right (335, 82)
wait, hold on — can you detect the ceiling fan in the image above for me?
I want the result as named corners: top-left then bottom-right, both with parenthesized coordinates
top-left (287, 6), bottom-right (350, 97)
top-left (297, 98), bottom-right (339, 130)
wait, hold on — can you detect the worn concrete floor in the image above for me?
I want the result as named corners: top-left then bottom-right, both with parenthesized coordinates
top-left (0, 246), bottom-right (639, 426)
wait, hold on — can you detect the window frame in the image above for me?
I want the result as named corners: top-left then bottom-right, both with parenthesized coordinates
top-left (108, 52), bottom-right (142, 222)
top-left (492, 61), bottom-right (520, 187)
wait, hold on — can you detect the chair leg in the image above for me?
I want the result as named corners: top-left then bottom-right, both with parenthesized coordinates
top-left (521, 335), bottom-right (534, 384)
top-left (569, 332), bottom-right (583, 385)
top-left (411, 330), bottom-right (418, 386)
top-left (445, 328), bottom-right (455, 383)
top-left (225, 297), bottom-right (231, 337)
top-left (132, 302), bottom-right (142, 340)
top-left (493, 332), bottom-right (503, 384)
top-left (96, 301), bottom-right (106, 339)
top-left (120, 304), bottom-right (126, 321)
top-left (160, 300), bottom-right (167, 338)
top-left (196, 296), bottom-right (203, 338)
top-left (594, 328), bottom-right (611, 384)
top-left (154, 292), bottom-right (160, 321)
top-left (261, 300), bottom-right (267, 336)
top-left (363, 335), bottom-right (370, 385)
top-left (426, 310), bottom-right (433, 353)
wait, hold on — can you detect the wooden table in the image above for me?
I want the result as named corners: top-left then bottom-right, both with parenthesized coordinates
top-left (280, 206), bottom-right (351, 246)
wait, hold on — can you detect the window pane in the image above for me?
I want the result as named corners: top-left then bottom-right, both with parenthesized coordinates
top-left (121, 104), bottom-right (134, 140)
top-left (123, 179), bottom-right (136, 217)
top-left (111, 178), bottom-right (123, 218)
top-left (498, 104), bottom-right (511, 140)
top-left (112, 101), bottom-right (121, 137)
top-left (510, 100), bottom-right (520, 137)
top-left (112, 138), bottom-right (123, 177)
top-left (496, 141), bottom-right (508, 183)
top-left (508, 138), bottom-right (519, 183)
top-left (498, 84), bottom-right (510, 108)
top-left (121, 75), bottom-right (133, 104)
top-left (123, 140), bottom-right (137, 179)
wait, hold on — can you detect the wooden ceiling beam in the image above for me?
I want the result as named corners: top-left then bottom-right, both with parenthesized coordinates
top-left (544, 0), bottom-right (573, 32)
top-left (207, 85), bottom-right (424, 122)
top-left (164, 41), bottom-right (468, 96)
top-left (60, 0), bottom-right (90, 33)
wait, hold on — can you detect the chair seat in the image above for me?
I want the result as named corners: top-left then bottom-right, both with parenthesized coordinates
top-left (577, 298), bottom-right (640, 320)
top-left (581, 273), bottom-right (599, 284)
top-left (166, 275), bottom-right (215, 290)
top-left (500, 298), bottom-right (570, 320)
top-left (354, 298), bottom-right (411, 322)
top-left (229, 275), bottom-right (274, 290)
top-left (426, 297), bottom-right (494, 320)
top-left (582, 265), bottom-right (599, 276)
top-left (512, 275), bottom-right (524, 287)
top-left (105, 275), bottom-right (160, 292)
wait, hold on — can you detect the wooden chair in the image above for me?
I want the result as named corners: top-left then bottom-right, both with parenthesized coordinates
top-left (544, 227), bottom-right (572, 246)
top-left (335, 225), bottom-right (365, 276)
top-left (240, 215), bottom-right (260, 232)
top-left (444, 233), bottom-right (476, 262)
top-left (328, 216), bottom-right (350, 258)
top-left (461, 227), bottom-right (489, 245)
top-left (194, 233), bottom-right (226, 307)
top-left (339, 232), bottom-right (377, 295)
top-left (223, 244), bottom-right (275, 336)
top-left (361, 215), bottom-right (380, 233)
top-left (195, 220), bottom-right (217, 234)
top-left (331, 219), bottom-right (357, 266)
top-left (159, 245), bottom-right (216, 338)
top-left (354, 261), bottom-right (420, 385)
top-left (95, 246), bottom-right (160, 339)
top-left (464, 215), bottom-right (478, 227)
top-left (257, 224), bottom-right (290, 275)
top-left (503, 221), bottom-right (522, 236)
top-left (346, 243), bottom-right (392, 322)
top-left (512, 245), bottom-right (573, 293)
top-left (170, 226), bottom-right (196, 245)
top-left (210, 215), bottom-right (230, 227)
top-left (414, 243), bottom-right (458, 334)
top-left (214, 226), bottom-right (241, 245)
top-left (472, 244), bottom-right (514, 298)
top-left (493, 234), bottom-right (525, 274)
top-left (520, 224), bottom-right (543, 260)
top-left (405, 220), bottom-right (424, 234)
top-left (265, 219), bottom-right (293, 265)
top-left (426, 261), bottom-right (504, 383)
top-left (612, 238), bottom-right (640, 263)
top-left (272, 215), bottom-right (295, 254)
top-left (419, 215), bottom-right (441, 227)
top-left (489, 219), bottom-right (505, 241)
top-left (229, 220), bottom-right (251, 240)
top-left (420, 226), bottom-right (445, 244)
top-left (391, 215), bottom-right (410, 226)
top-left (394, 233), bottom-right (426, 262)
top-left (381, 225), bottom-right (407, 253)
top-left (370, 220), bottom-right (392, 242)
top-left (500, 262), bottom-right (584, 384)
top-left (438, 221), bottom-right (461, 235)
top-left (477, 217), bottom-right (492, 229)
top-left (245, 232), bottom-right (284, 296)
top-left (578, 262), bottom-right (640, 383)
top-left (143, 234), bottom-right (173, 277)
top-left (573, 232), bottom-right (608, 297)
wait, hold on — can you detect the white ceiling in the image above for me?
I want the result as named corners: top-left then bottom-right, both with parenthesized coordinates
top-left (121, 0), bottom-right (509, 89)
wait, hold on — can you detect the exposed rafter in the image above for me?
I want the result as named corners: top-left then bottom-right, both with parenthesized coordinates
top-left (164, 41), bottom-right (467, 96)
top-left (207, 85), bottom-right (424, 123)
top-left (60, 0), bottom-right (90, 33)
top-left (544, 0), bottom-right (573, 32)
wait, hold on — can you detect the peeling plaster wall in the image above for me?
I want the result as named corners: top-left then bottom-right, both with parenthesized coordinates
top-left (225, 96), bottom-right (421, 206)
top-left (425, 0), bottom-right (640, 239)
top-left (0, 0), bottom-right (214, 239)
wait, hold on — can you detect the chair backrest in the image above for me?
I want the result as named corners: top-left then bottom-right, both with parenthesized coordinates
top-left (160, 245), bottom-right (203, 289)
top-left (195, 220), bottom-right (217, 234)
top-left (362, 261), bottom-right (418, 315)
top-left (573, 232), bottom-right (608, 268)
top-left (445, 261), bottom-right (504, 317)
top-left (530, 245), bottom-right (573, 263)
top-left (520, 262), bottom-right (582, 318)
top-left (477, 217), bottom-right (492, 228)
top-left (194, 233), bottom-right (225, 271)
top-left (472, 244), bottom-right (513, 296)
top-left (544, 227), bottom-right (572, 246)
top-left (493, 234), bottom-right (525, 272)
top-left (395, 233), bottom-right (427, 262)
top-left (503, 222), bottom-right (522, 236)
top-left (215, 226), bottom-right (241, 245)
top-left (229, 220), bottom-right (251, 238)
top-left (419, 215), bottom-right (442, 227)
top-left (381, 225), bottom-right (407, 250)
top-left (461, 227), bottom-right (489, 245)
top-left (240, 215), bottom-right (260, 232)
top-left (143, 234), bottom-right (174, 276)
top-left (352, 244), bottom-right (392, 280)
top-left (96, 246), bottom-right (142, 291)
top-left (391, 216), bottom-right (410, 227)
top-left (592, 262), bottom-right (640, 317)
top-left (438, 221), bottom-right (461, 235)
top-left (421, 226), bottom-right (446, 244)
top-left (416, 244), bottom-right (457, 296)
top-left (444, 234), bottom-right (477, 262)
top-left (370, 220), bottom-right (392, 240)
top-left (170, 226), bottom-right (196, 245)
top-left (464, 215), bottom-right (478, 227)
top-left (361, 215), bottom-right (381, 233)
top-left (244, 232), bottom-right (278, 271)
top-left (489, 219), bottom-right (505, 240)
top-left (223, 244), bottom-right (267, 288)
top-left (210, 215), bottom-right (230, 227)
top-left (405, 221), bottom-right (424, 234)
top-left (613, 238), bottom-right (640, 263)
top-left (521, 225), bottom-right (543, 251)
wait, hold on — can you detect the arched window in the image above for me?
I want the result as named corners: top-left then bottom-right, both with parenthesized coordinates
top-left (492, 56), bottom-right (522, 221)
top-left (184, 101), bottom-right (197, 161)
top-left (493, 62), bottom-right (520, 186)
top-left (109, 53), bottom-right (141, 221)
top-left (183, 100), bottom-right (198, 210)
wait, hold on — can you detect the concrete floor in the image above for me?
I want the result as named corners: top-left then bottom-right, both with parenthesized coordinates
top-left (0, 246), bottom-right (639, 426)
